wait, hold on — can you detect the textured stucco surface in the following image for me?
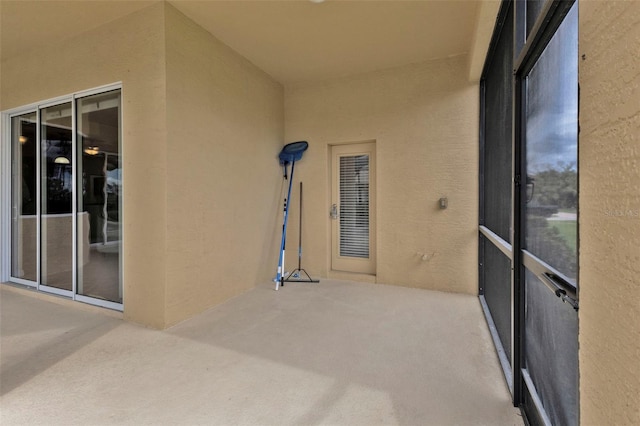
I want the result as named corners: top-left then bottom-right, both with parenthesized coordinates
top-left (579, 1), bottom-right (640, 424)
top-left (0, 3), bottom-right (168, 328)
top-left (1, 4), bottom-right (285, 328)
top-left (285, 57), bottom-right (479, 294)
top-left (163, 4), bottom-right (284, 326)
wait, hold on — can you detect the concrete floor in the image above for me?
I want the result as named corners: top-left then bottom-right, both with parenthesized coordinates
top-left (0, 280), bottom-right (522, 425)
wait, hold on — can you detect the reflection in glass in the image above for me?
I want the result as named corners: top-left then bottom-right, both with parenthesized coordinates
top-left (41, 103), bottom-right (73, 290)
top-left (525, 5), bottom-right (578, 279)
top-left (11, 113), bottom-right (37, 281)
top-left (77, 90), bottom-right (122, 303)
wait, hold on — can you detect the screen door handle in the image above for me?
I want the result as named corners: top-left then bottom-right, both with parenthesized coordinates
top-left (541, 272), bottom-right (579, 310)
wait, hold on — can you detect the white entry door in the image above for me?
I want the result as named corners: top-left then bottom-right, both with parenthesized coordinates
top-left (330, 142), bottom-right (376, 274)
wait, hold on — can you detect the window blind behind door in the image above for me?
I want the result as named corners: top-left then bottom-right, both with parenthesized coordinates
top-left (339, 155), bottom-right (369, 258)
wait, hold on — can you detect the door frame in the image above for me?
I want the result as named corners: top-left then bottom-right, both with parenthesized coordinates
top-left (0, 82), bottom-right (123, 311)
top-left (329, 141), bottom-right (376, 275)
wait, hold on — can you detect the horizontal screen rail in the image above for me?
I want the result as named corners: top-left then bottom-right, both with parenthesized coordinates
top-left (479, 226), bottom-right (513, 259)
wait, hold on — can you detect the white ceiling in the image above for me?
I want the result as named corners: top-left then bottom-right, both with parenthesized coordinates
top-left (169, 0), bottom-right (481, 84)
top-left (1, 0), bottom-right (496, 85)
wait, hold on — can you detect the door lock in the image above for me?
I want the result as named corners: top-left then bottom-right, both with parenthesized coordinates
top-left (330, 204), bottom-right (339, 219)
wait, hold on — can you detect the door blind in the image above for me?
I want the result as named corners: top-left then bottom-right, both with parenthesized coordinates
top-left (339, 155), bottom-right (369, 258)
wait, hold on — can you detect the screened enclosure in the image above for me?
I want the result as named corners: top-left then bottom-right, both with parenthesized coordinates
top-left (479, 1), bottom-right (579, 425)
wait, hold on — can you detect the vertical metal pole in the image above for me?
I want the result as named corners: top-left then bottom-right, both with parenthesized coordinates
top-left (36, 108), bottom-right (41, 289)
top-left (0, 114), bottom-right (8, 282)
top-left (276, 161), bottom-right (295, 290)
top-left (71, 98), bottom-right (77, 299)
top-left (513, 0), bottom-right (526, 407)
top-left (479, 79), bottom-right (486, 296)
top-left (297, 181), bottom-right (303, 271)
top-left (512, 61), bottom-right (526, 409)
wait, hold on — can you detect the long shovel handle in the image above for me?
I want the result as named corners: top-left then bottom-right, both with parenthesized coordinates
top-left (276, 161), bottom-right (296, 290)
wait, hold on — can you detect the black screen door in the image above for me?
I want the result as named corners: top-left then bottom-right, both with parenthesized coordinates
top-left (518, 4), bottom-right (579, 425)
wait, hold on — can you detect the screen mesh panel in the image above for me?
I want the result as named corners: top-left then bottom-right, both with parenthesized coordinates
top-left (525, 4), bottom-right (578, 281)
top-left (481, 235), bottom-right (512, 364)
top-left (483, 2), bottom-right (513, 243)
top-left (481, 2), bottom-right (514, 374)
top-left (522, 5), bottom-right (579, 424)
top-left (524, 269), bottom-right (578, 426)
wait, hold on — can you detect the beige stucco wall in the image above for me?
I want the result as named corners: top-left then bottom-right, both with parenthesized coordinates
top-left (1, 3), bottom-right (168, 328)
top-left (163, 4), bottom-right (284, 326)
top-left (1, 2), bottom-right (284, 328)
top-left (285, 57), bottom-right (479, 294)
top-left (579, 1), bottom-right (640, 425)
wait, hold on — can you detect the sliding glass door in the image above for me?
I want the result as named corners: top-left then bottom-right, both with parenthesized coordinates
top-left (7, 86), bottom-right (122, 309)
top-left (76, 90), bottom-right (122, 304)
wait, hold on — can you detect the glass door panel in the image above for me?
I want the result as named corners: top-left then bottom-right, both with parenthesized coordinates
top-left (76, 90), bottom-right (122, 303)
top-left (11, 112), bottom-right (37, 282)
top-left (339, 154), bottom-right (370, 258)
top-left (40, 102), bottom-right (73, 291)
